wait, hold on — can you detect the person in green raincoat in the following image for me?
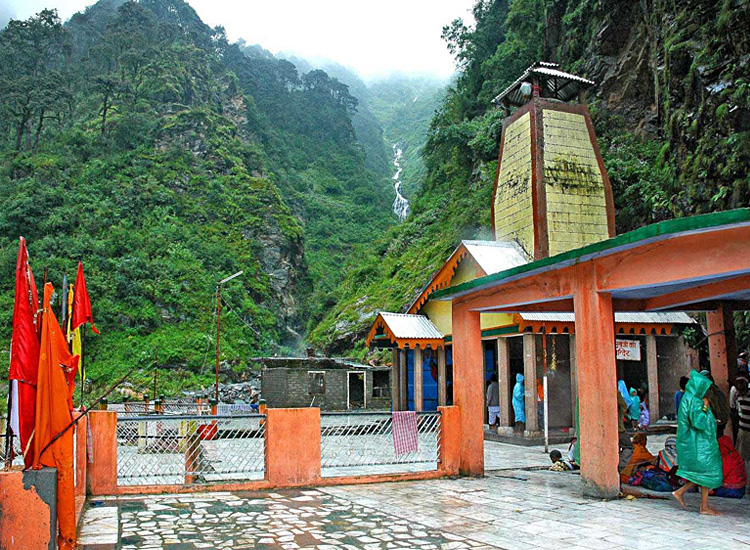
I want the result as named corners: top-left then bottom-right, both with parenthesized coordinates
top-left (628, 388), bottom-right (641, 429)
top-left (672, 370), bottom-right (723, 515)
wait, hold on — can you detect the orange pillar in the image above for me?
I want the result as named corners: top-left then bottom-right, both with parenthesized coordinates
top-left (438, 405), bottom-right (461, 475)
top-left (87, 411), bottom-right (118, 496)
top-left (573, 264), bottom-right (620, 498)
top-left (265, 408), bottom-right (321, 486)
top-left (707, 305), bottom-right (735, 396)
top-left (451, 301), bottom-right (484, 476)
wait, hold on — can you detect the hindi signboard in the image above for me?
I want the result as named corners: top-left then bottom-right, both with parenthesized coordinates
top-left (615, 339), bottom-right (641, 361)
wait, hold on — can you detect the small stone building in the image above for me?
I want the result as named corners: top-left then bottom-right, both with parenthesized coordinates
top-left (258, 357), bottom-right (391, 411)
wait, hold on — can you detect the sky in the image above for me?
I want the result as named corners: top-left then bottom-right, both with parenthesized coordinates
top-left (0, 0), bottom-right (475, 80)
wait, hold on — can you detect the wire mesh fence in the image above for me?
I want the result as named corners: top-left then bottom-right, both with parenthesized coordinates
top-left (110, 401), bottom-right (211, 417)
top-left (320, 411), bottom-right (441, 478)
top-left (117, 414), bottom-right (265, 486)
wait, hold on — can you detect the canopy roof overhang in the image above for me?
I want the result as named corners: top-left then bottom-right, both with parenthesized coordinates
top-left (444, 209), bottom-right (750, 496)
top-left (366, 312), bottom-right (445, 350)
top-left (432, 209), bottom-right (750, 314)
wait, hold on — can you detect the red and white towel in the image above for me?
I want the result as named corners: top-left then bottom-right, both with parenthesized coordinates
top-left (392, 411), bottom-right (419, 456)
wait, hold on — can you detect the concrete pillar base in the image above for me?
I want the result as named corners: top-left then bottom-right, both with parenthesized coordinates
top-left (581, 478), bottom-right (620, 500)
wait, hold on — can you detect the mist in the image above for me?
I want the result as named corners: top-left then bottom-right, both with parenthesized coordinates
top-left (0, 0), bottom-right (15, 29)
top-left (2, 0), bottom-right (474, 79)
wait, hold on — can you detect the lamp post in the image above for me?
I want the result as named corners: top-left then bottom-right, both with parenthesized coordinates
top-left (215, 271), bottom-right (243, 403)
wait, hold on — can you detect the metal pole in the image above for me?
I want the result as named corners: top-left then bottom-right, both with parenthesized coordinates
top-left (4, 382), bottom-right (13, 469)
top-left (214, 284), bottom-right (221, 403)
top-left (80, 332), bottom-right (86, 408)
top-left (542, 327), bottom-right (549, 453)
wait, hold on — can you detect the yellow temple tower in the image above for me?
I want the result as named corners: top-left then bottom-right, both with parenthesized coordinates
top-left (491, 62), bottom-right (616, 260)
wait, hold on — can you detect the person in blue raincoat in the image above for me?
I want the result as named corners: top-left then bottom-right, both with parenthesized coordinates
top-left (513, 373), bottom-right (526, 432)
top-left (618, 380), bottom-right (632, 409)
top-left (672, 370), bottom-right (723, 516)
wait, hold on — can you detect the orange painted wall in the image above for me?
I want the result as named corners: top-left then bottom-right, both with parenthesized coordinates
top-left (0, 470), bottom-right (54, 550)
top-left (75, 413), bottom-right (88, 520)
top-left (265, 408), bottom-right (321, 486)
top-left (87, 411), bottom-right (118, 496)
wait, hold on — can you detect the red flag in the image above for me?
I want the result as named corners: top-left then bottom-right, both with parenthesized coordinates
top-left (8, 237), bottom-right (40, 468)
top-left (72, 261), bottom-right (99, 334)
top-left (34, 282), bottom-right (79, 550)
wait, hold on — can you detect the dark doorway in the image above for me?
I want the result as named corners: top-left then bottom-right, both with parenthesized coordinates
top-left (348, 372), bottom-right (365, 409)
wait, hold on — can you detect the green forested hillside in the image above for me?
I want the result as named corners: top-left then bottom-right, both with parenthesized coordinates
top-left (312, 0), bottom-right (750, 355)
top-left (0, 0), bottom-right (394, 396)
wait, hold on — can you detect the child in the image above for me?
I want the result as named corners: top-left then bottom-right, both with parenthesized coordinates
top-left (549, 449), bottom-right (579, 471)
top-left (638, 399), bottom-right (650, 430)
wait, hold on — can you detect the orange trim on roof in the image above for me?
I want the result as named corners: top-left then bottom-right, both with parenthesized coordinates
top-left (408, 245), bottom-right (486, 315)
top-left (366, 313), bottom-right (445, 350)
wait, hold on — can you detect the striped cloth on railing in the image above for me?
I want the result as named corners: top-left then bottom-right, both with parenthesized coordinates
top-left (392, 411), bottom-right (419, 456)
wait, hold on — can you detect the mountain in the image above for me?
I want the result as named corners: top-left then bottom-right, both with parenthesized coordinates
top-left (312, 0), bottom-right (750, 355)
top-left (0, 0), bottom-right (396, 397)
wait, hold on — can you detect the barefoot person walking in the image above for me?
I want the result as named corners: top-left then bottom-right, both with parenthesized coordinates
top-left (672, 370), bottom-right (723, 515)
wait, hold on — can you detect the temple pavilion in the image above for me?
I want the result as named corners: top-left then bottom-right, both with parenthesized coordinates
top-left (366, 62), bottom-right (697, 435)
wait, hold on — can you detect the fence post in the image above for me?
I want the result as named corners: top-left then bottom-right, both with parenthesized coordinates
top-left (87, 411), bottom-right (118, 495)
top-left (265, 408), bottom-right (320, 487)
top-left (182, 419), bottom-right (199, 485)
top-left (438, 406), bottom-right (461, 476)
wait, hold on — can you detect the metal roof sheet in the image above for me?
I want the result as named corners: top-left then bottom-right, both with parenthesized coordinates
top-left (518, 312), bottom-right (696, 324)
top-left (379, 312), bottom-right (444, 339)
top-left (462, 240), bottom-right (529, 275)
top-left (493, 62), bottom-right (594, 107)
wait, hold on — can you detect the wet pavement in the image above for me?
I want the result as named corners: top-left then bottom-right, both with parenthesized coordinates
top-left (80, 437), bottom-right (750, 550)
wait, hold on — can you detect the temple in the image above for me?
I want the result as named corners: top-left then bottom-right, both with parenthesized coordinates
top-left (366, 62), bottom-right (697, 435)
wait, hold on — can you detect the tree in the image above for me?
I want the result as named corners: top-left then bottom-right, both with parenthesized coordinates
top-left (0, 9), bottom-right (69, 151)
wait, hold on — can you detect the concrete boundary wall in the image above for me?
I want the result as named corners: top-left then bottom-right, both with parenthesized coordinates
top-left (0, 412), bottom-right (89, 549)
top-left (87, 406), bottom-right (462, 496)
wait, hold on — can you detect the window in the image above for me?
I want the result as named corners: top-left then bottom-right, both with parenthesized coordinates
top-left (372, 370), bottom-right (390, 398)
top-left (308, 371), bottom-right (325, 395)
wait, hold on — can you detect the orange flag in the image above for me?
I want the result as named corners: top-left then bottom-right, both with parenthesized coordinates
top-left (33, 283), bottom-right (80, 550)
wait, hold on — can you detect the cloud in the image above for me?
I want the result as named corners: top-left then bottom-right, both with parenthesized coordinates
top-left (3, 0), bottom-right (475, 78)
top-left (0, 0), bottom-right (15, 29)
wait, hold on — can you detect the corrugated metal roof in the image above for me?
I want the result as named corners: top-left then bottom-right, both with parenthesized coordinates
top-left (462, 240), bottom-right (529, 275)
top-left (492, 62), bottom-right (595, 107)
top-left (518, 312), bottom-right (696, 324)
top-left (380, 312), bottom-right (444, 339)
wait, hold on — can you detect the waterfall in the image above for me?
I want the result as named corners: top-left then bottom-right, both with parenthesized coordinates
top-left (392, 144), bottom-right (410, 221)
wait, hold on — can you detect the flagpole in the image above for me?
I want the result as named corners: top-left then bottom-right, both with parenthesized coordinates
top-left (4, 379), bottom-right (13, 469)
top-left (80, 332), bottom-right (85, 408)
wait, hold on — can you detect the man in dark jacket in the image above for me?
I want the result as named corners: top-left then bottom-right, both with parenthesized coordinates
top-left (702, 370), bottom-right (730, 436)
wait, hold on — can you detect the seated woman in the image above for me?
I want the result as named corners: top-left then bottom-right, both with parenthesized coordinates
top-left (712, 435), bottom-right (747, 498)
top-left (621, 433), bottom-right (656, 483)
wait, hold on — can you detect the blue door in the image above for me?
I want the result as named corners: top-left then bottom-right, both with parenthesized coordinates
top-left (422, 348), bottom-right (438, 411)
top-left (406, 349), bottom-right (415, 410)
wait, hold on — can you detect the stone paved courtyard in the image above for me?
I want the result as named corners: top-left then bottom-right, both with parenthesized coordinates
top-left (80, 438), bottom-right (750, 550)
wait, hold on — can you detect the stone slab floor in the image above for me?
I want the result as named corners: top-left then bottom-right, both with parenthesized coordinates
top-left (80, 438), bottom-right (749, 550)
